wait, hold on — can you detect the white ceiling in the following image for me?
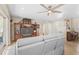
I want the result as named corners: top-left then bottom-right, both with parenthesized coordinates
top-left (8, 4), bottom-right (64, 22)
top-left (8, 4), bottom-right (79, 22)
top-left (63, 4), bottom-right (79, 19)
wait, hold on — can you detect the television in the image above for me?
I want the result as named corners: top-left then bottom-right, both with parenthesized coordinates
top-left (21, 27), bottom-right (33, 37)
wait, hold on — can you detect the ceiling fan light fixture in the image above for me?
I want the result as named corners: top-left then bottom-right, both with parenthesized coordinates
top-left (48, 10), bottom-right (52, 13)
top-left (39, 4), bottom-right (64, 16)
top-left (48, 10), bottom-right (52, 16)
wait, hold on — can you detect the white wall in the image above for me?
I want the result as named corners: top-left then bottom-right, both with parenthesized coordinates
top-left (31, 20), bottom-right (65, 35)
top-left (53, 20), bottom-right (66, 33)
top-left (71, 19), bottom-right (79, 32)
top-left (36, 20), bottom-right (65, 35)
top-left (65, 19), bottom-right (79, 32)
top-left (11, 16), bottom-right (65, 41)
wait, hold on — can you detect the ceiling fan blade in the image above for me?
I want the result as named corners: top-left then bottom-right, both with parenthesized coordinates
top-left (40, 4), bottom-right (49, 10)
top-left (38, 11), bottom-right (48, 13)
top-left (52, 11), bottom-right (62, 13)
top-left (52, 4), bottom-right (64, 10)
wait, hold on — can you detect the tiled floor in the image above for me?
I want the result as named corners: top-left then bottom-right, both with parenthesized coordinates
top-left (64, 40), bottom-right (79, 55)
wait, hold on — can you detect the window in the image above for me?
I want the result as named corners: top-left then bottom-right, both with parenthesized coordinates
top-left (0, 17), bottom-right (3, 44)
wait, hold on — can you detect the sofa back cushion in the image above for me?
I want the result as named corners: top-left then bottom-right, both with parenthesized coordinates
top-left (17, 35), bottom-right (43, 47)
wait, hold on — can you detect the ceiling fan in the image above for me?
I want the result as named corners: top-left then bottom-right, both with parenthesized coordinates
top-left (38, 4), bottom-right (64, 16)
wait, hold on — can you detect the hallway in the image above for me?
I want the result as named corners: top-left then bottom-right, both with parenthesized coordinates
top-left (64, 40), bottom-right (79, 55)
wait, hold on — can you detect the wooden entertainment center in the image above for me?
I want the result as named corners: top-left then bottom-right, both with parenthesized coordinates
top-left (14, 18), bottom-right (39, 41)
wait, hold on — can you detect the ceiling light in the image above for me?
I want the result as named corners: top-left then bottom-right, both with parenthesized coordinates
top-left (48, 10), bottom-right (52, 14)
top-left (48, 10), bottom-right (52, 16)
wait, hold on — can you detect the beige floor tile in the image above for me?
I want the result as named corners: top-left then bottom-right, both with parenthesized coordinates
top-left (64, 40), bottom-right (79, 55)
